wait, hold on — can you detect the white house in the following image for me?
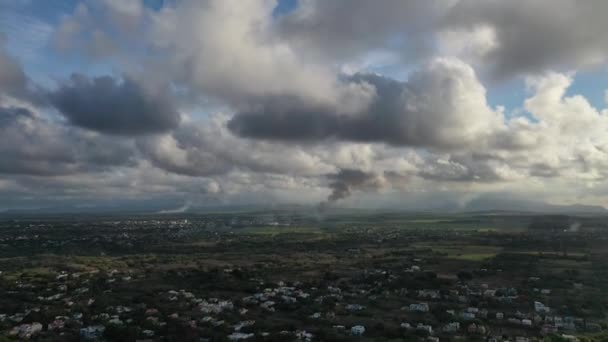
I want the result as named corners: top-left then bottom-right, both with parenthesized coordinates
top-left (351, 325), bottom-right (366, 336)
top-left (416, 323), bottom-right (433, 334)
top-left (535, 301), bottom-right (551, 313)
top-left (443, 322), bottom-right (460, 333)
top-left (409, 303), bottom-right (430, 312)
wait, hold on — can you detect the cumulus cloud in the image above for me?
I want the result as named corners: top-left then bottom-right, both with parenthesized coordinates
top-left (0, 37), bottom-right (42, 103)
top-left (49, 74), bottom-right (180, 135)
top-left (0, 40), bottom-right (27, 97)
top-left (229, 58), bottom-right (504, 149)
top-left (0, 105), bottom-right (136, 176)
top-left (277, 0), bottom-right (450, 62)
top-left (148, 0), bottom-right (362, 108)
top-left (442, 0), bottom-right (608, 78)
top-left (137, 113), bottom-right (336, 177)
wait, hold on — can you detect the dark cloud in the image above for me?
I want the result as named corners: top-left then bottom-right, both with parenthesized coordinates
top-left (0, 44), bottom-right (27, 98)
top-left (278, 0), bottom-right (444, 62)
top-left (0, 105), bottom-right (135, 176)
top-left (227, 96), bottom-right (342, 142)
top-left (443, 0), bottom-right (608, 78)
top-left (279, 0), bottom-right (608, 79)
top-left (50, 74), bottom-right (180, 135)
top-left (229, 59), bottom-right (500, 149)
top-left (0, 37), bottom-right (42, 103)
top-left (226, 74), bottom-right (419, 145)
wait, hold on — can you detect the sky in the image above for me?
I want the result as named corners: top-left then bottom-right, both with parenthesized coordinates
top-left (2, 0), bottom-right (608, 212)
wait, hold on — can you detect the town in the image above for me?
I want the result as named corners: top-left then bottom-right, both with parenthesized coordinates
top-left (0, 211), bottom-right (607, 341)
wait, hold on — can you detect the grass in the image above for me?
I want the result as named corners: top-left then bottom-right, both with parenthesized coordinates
top-left (237, 225), bottom-right (326, 235)
top-left (412, 243), bottom-right (503, 261)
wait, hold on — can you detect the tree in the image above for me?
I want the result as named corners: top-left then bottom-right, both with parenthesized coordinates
top-left (457, 271), bottom-right (473, 282)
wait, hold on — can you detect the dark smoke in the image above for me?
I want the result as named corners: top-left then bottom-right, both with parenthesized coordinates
top-left (317, 169), bottom-right (385, 212)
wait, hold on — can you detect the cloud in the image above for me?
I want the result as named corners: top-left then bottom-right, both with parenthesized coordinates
top-left (277, 0), bottom-right (448, 62)
top-left (52, 1), bottom-right (144, 60)
top-left (278, 0), bottom-right (608, 79)
top-left (0, 37), bottom-right (28, 97)
top-left (229, 58), bottom-right (504, 149)
top-left (442, 0), bottom-right (608, 78)
top-left (4, 0), bottom-right (608, 211)
top-left (0, 37), bottom-right (42, 103)
top-left (137, 112), bottom-right (336, 177)
top-left (49, 74), bottom-right (180, 135)
top-left (0, 104), bottom-right (136, 176)
top-left (149, 0), bottom-right (335, 103)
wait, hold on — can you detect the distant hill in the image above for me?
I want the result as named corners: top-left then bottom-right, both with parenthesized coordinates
top-left (460, 197), bottom-right (608, 215)
top-left (1, 197), bottom-right (606, 218)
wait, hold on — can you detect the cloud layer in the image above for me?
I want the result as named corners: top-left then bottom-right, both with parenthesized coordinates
top-left (2, 0), bottom-right (608, 211)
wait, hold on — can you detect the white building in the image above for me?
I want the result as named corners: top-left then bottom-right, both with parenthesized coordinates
top-left (409, 303), bottom-right (430, 312)
top-left (535, 301), bottom-right (551, 313)
top-left (351, 325), bottom-right (366, 336)
top-left (443, 322), bottom-right (460, 333)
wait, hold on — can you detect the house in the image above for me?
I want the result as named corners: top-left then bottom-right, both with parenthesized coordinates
top-left (418, 290), bottom-right (440, 299)
top-left (80, 325), bottom-right (106, 340)
top-left (484, 289), bottom-right (496, 297)
top-left (416, 323), bottom-right (433, 334)
top-left (508, 318), bottom-right (521, 325)
top-left (534, 301), bottom-right (550, 313)
top-left (228, 332), bottom-right (254, 341)
top-left (406, 265), bottom-right (421, 272)
top-left (479, 309), bottom-right (488, 318)
top-left (346, 304), bottom-right (365, 311)
top-left (443, 322), bottom-right (460, 333)
top-left (10, 323), bottom-right (43, 339)
top-left (48, 318), bottom-right (66, 331)
top-left (541, 324), bottom-right (558, 335)
top-left (461, 312), bottom-right (476, 320)
top-left (585, 322), bottom-right (602, 332)
top-left (351, 325), bottom-right (366, 336)
top-left (233, 320), bottom-right (255, 331)
top-left (295, 330), bottom-right (313, 342)
top-left (409, 303), bottom-right (430, 312)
